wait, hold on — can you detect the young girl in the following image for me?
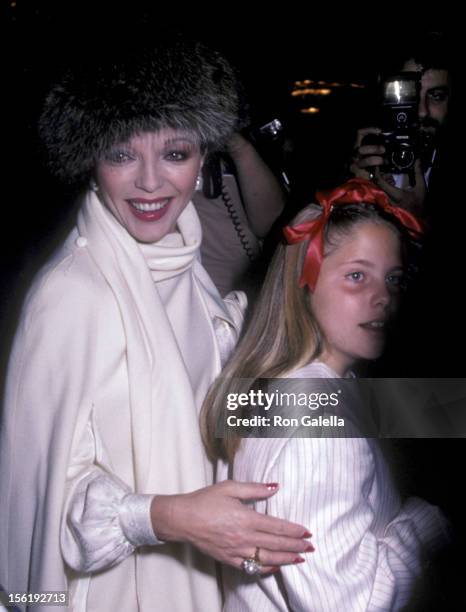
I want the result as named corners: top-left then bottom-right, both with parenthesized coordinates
top-left (201, 178), bottom-right (449, 611)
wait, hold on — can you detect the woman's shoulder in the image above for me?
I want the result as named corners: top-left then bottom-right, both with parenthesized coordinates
top-left (23, 229), bottom-right (112, 319)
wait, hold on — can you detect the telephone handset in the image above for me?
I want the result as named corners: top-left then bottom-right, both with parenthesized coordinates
top-left (201, 151), bottom-right (256, 262)
top-left (201, 152), bottom-right (224, 199)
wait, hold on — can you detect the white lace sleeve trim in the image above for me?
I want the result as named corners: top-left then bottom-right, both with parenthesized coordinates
top-left (62, 471), bottom-right (162, 573)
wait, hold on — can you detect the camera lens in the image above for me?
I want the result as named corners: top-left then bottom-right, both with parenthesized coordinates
top-left (391, 144), bottom-right (415, 170)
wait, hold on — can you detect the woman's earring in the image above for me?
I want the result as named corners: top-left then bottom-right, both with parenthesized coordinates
top-left (90, 179), bottom-right (99, 193)
top-left (195, 174), bottom-right (203, 192)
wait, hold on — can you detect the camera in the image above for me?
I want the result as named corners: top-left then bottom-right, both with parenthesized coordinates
top-left (381, 73), bottom-right (422, 173)
top-left (245, 118), bottom-right (285, 145)
top-left (244, 118), bottom-right (291, 191)
top-left (363, 73), bottom-right (433, 175)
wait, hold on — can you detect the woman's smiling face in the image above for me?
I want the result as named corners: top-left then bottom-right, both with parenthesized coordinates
top-left (311, 222), bottom-right (404, 376)
top-left (95, 129), bottom-right (203, 243)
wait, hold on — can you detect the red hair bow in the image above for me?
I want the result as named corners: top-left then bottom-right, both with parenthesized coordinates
top-left (283, 177), bottom-right (423, 291)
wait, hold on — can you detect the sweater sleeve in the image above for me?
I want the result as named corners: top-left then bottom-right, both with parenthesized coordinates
top-left (61, 421), bottom-right (162, 573)
top-left (267, 437), bottom-right (449, 612)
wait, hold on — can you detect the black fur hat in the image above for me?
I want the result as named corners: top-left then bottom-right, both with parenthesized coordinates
top-left (39, 39), bottom-right (240, 186)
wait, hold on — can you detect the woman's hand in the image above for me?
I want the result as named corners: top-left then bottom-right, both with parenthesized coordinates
top-left (150, 480), bottom-right (314, 573)
top-left (225, 132), bottom-right (253, 160)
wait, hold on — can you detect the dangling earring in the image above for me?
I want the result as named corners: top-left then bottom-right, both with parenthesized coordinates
top-left (90, 179), bottom-right (99, 193)
top-left (195, 173), bottom-right (203, 192)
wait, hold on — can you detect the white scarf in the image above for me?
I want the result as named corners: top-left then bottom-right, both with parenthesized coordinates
top-left (77, 193), bottom-right (245, 610)
top-left (78, 192), bottom-right (235, 494)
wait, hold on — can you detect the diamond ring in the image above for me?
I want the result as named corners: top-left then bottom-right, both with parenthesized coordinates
top-left (241, 547), bottom-right (262, 575)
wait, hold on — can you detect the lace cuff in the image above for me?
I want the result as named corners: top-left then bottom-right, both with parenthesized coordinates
top-left (62, 471), bottom-right (162, 573)
top-left (120, 493), bottom-right (163, 546)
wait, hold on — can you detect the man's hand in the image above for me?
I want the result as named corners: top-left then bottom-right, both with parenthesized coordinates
top-left (373, 161), bottom-right (427, 216)
top-left (349, 127), bottom-right (385, 179)
top-left (350, 127), bottom-right (427, 216)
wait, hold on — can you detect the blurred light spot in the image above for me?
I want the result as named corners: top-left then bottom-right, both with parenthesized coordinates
top-left (300, 107), bottom-right (320, 114)
top-left (292, 88), bottom-right (332, 97)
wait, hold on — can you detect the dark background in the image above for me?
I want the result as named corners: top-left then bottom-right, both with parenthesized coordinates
top-left (3, 3), bottom-right (465, 608)
top-left (3, 3), bottom-right (460, 322)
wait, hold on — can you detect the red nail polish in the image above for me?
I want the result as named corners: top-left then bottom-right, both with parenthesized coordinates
top-left (294, 557), bottom-right (305, 564)
top-left (269, 566), bottom-right (280, 573)
top-left (302, 531), bottom-right (312, 538)
top-left (305, 544), bottom-right (315, 552)
top-left (265, 482), bottom-right (279, 491)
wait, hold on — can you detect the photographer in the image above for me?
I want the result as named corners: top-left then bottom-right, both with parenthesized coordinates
top-left (194, 130), bottom-right (287, 297)
top-left (349, 31), bottom-right (452, 220)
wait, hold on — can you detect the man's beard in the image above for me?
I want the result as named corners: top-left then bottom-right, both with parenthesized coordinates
top-left (419, 116), bottom-right (442, 140)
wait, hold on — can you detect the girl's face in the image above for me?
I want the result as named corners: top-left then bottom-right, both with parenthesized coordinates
top-left (95, 129), bottom-right (203, 243)
top-left (311, 222), bottom-right (404, 377)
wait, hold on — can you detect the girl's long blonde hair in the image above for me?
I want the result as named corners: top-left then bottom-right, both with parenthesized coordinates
top-left (201, 205), bottom-right (323, 463)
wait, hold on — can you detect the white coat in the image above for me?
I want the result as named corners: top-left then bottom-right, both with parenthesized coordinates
top-left (0, 193), bottom-right (245, 611)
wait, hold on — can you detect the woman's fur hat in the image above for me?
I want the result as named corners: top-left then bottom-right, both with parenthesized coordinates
top-left (39, 38), bottom-right (240, 185)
